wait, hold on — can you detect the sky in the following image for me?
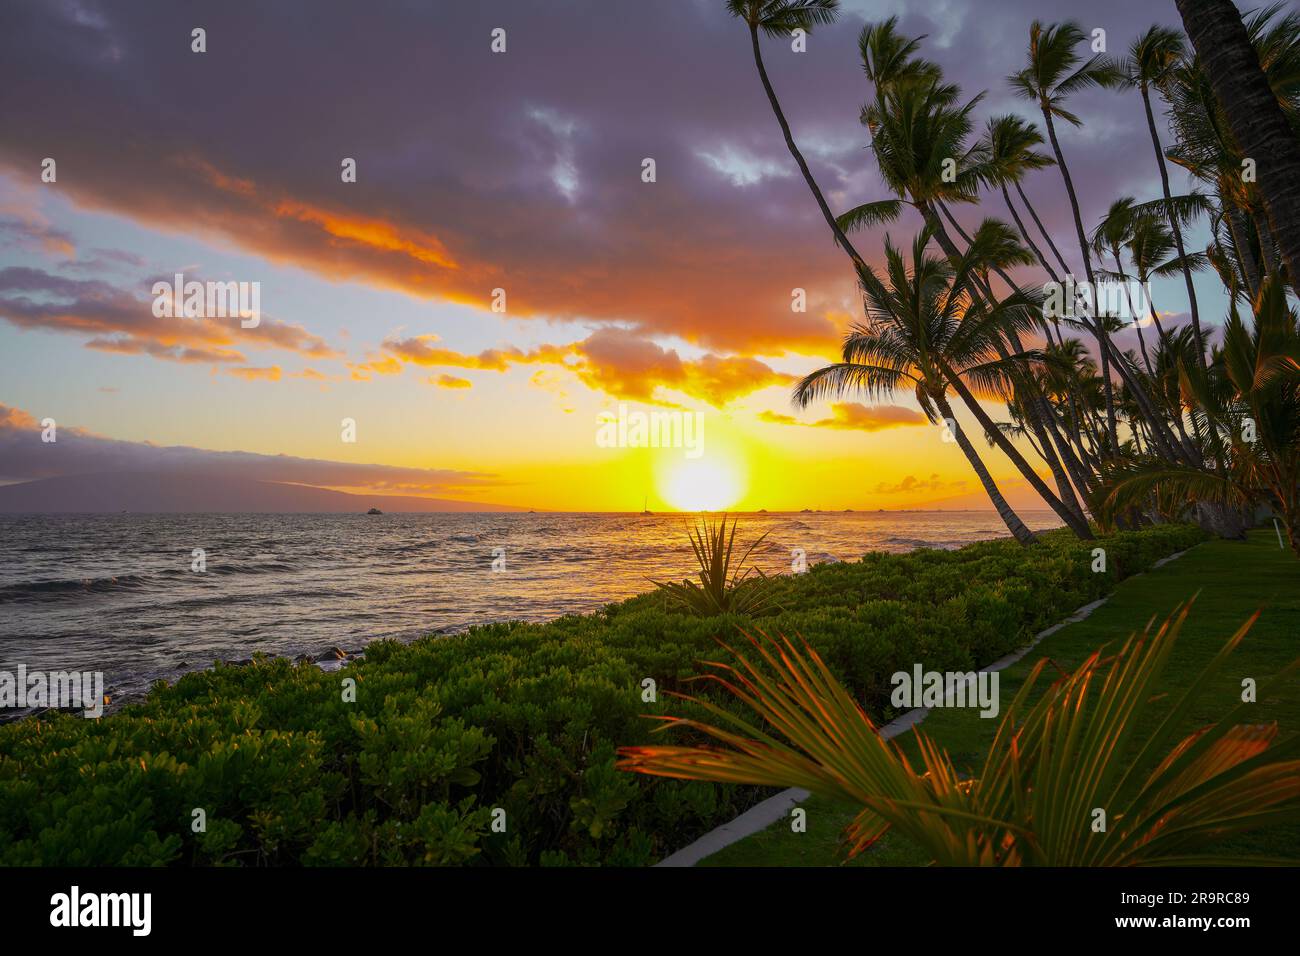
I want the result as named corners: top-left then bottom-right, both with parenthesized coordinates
top-left (0, 0), bottom-right (1241, 512)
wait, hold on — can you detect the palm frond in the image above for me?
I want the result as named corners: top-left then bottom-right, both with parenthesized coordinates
top-left (619, 604), bottom-right (1300, 864)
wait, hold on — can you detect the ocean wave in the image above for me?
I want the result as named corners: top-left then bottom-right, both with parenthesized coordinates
top-left (208, 560), bottom-right (299, 575)
top-left (881, 536), bottom-right (942, 549)
top-left (0, 573), bottom-right (152, 602)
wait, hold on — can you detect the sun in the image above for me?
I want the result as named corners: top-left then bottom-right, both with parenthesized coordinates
top-left (659, 457), bottom-right (743, 512)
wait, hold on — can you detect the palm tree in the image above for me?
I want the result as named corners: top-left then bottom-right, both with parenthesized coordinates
top-left (840, 29), bottom-right (1095, 525)
top-left (737, 12), bottom-right (1091, 534)
top-left (793, 227), bottom-right (1044, 545)
top-left (1043, 338), bottom-right (1106, 468)
top-left (725, 1), bottom-right (871, 276)
top-left (1125, 213), bottom-right (1206, 354)
top-left (856, 14), bottom-right (945, 95)
top-left (980, 115), bottom-right (1070, 286)
top-left (1091, 198), bottom-right (1156, 374)
top-left (1160, 2), bottom-right (1300, 299)
top-left (1151, 325), bottom-right (1204, 456)
top-left (976, 115), bottom-right (1108, 481)
top-left (1093, 202), bottom-right (1207, 416)
top-left (858, 27), bottom-right (1100, 523)
top-left (1010, 21), bottom-right (1125, 446)
top-left (1122, 25), bottom-right (1208, 369)
top-left (1101, 276), bottom-right (1300, 552)
top-left (1175, 0), bottom-right (1300, 286)
top-left (1012, 23), bottom-right (1202, 470)
top-left (1163, 58), bottom-right (1266, 299)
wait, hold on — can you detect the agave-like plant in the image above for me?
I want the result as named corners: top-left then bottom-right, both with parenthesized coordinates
top-left (652, 515), bottom-right (777, 617)
top-left (618, 601), bottom-right (1300, 865)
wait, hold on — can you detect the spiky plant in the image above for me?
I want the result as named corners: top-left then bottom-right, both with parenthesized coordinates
top-left (653, 515), bottom-right (777, 617)
top-left (618, 601), bottom-right (1300, 865)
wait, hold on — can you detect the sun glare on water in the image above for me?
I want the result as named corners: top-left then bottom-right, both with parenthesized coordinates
top-left (659, 457), bottom-right (743, 512)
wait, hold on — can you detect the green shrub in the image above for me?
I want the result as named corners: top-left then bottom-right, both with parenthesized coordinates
top-left (0, 524), bottom-right (1206, 866)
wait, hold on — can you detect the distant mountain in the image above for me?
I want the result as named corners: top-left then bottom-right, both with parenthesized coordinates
top-left (0, 472), bottom-right (530, 513)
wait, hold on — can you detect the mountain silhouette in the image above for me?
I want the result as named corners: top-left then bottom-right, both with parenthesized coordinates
top-left (0, 472), bottom-right (528, 513)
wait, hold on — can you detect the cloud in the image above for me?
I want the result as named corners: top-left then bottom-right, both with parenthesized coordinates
top-left (0, 402), bottom-right (503, 494)
top-left (381, 335), bottom-right (569, 372)
top-left (760, 402), bottom-right (926, 431)
top-left (0, 214), bottom-right (75, 258)
top-left (0, 265), bottom-right (338, 365)
top-left (570, 329), bottom-right (795, 406)
top-left (0, 0), bottom-right (866, 356)
top-left (371, 327), bottom-right (793, 407)
top-left (347, 355), bottom-right (404, 380)
top-left (874, 472), bottom-right (966, 495)
top-left (0, 0), bottom-right (1205, 389)
top-left (430, 373), bottom-right (472, 389)
top-left (227, 365), bottom-right (282, 381)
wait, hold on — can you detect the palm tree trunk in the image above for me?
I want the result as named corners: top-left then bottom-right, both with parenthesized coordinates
top-left (936, 355), bottom-right (1094, 538)
top-left (1176, 0), bottom-right (1300, 288)
top-left (933, 200), bottom-right (1097, 499)
top-left (932, 393), bottom-right (1038, 545)
top-left (1139, 81), bottom-right (1208, 371)
top-left (1254, 207), bottom-right (1279, 276)
top-left (1226, 203), bottom-right (1263, 300)
top-left (1061, 388), bottom-right (1098, 473)
top-left (747, 25), bottom-right (870, 279)
top-left (1104, 331), bottom-right (1197, 465)
top-left (1112, 251), bottom-right (1154, 375)
top-left (1002, 184), bottom-right (1060, 284)
top-left (1064, 390), bottom-right (1101, 470)
top-left (1211, 218), bottom-right (1248, 301)
top-left (928, 203), bottom-right (1093, 519)
top-left (1140, 280), bottom-right (1170, 344)
top-left (1015, 180), bottom-right (1073, 277)
top-left (1040, 104), bottom-right (1120, 448)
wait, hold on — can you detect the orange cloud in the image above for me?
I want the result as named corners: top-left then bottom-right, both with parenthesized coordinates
top-left (227, 365), bottom-right (283, 381)
top-left (383, 335), bottom-right (572, 371)
top-left (348, 355), bottom-right (405, 380)
top-left (429, 374), bottom-right (472, 389)
top-left (271, 197), bottom-right (459, 271)
top-left (760, 402), bottom-right (927, 432)
top-left (875, 473), bottom-right (966, 495)
top-left (371, 327), bottom-right (793, 407)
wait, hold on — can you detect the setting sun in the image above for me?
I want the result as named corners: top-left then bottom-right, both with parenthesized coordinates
top-left (659, 457), bottom-right (744, 512)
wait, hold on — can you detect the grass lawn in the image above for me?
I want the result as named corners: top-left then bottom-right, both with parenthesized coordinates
top-left (702, 528), bottom-right (1300, 867)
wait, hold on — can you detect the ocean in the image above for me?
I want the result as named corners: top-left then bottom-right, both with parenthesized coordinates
top-left (0, 510), bottom-right (1060, 704)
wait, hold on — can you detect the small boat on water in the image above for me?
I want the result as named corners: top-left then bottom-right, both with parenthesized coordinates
top-left (640, 495), bottom-right (653, 516)
top-left (366, 507), bottom-right (383, 515)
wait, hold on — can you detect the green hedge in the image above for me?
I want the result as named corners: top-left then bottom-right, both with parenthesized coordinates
top-left (0, 524), bottom-right (1205, 866)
